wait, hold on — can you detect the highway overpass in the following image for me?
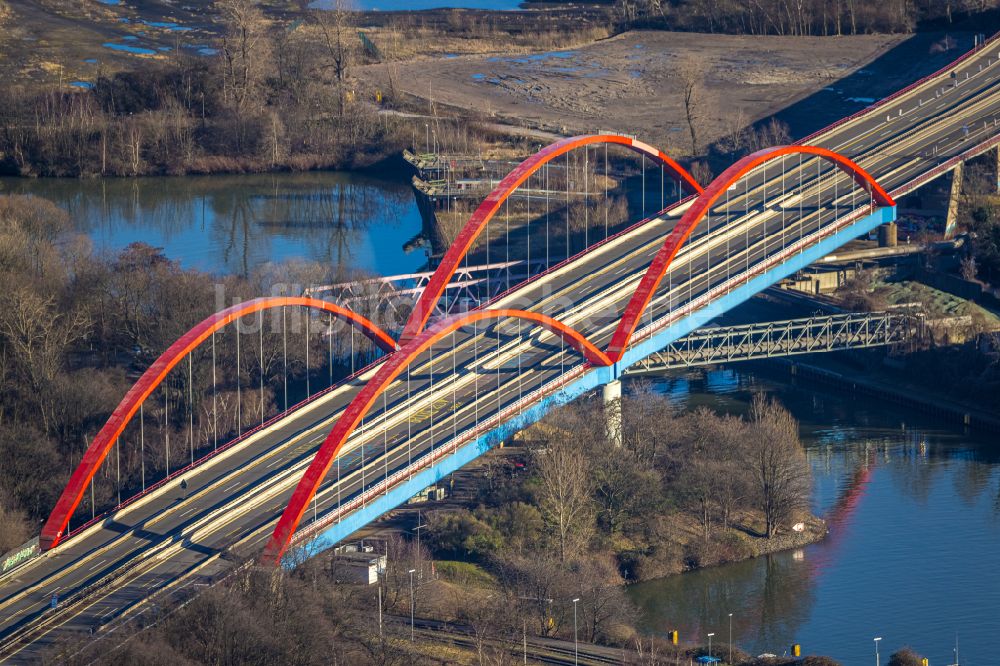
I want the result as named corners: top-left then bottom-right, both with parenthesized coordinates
top-left (4, 34), bottom-right (1000, 663)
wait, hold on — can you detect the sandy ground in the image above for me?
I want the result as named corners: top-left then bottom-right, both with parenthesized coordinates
top-left (374, 31), bottom-right (903, 151)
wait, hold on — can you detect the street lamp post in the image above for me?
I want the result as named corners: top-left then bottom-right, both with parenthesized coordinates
top-left (409, 569), bottom-right (417, 642)
top-left (366, 538), bottom-right (388, 640)
top-left (874, 637), bottom-right (882, 666)
top-left (413, 512), bottom-right (426, 580)
top-left (572, 598), bottom-right (580, 665)
top-left (728, 613), bottom-right (733, 664)
top-left (523, 619), bottom-right (527, 665)
top-left (708, 632), bottom-right (715, 660)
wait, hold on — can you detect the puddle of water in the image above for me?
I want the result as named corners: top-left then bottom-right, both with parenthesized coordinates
top-left (443, 53), bottom-right (458, 58)
top-left (142, 20), bottom-right (193, 32)
top-left (487, 50), bottom-right (578, 65)
top-left (70, 81), bottom-right (93, 89)
top-left (103, 42), bottom-right (158, 55)
top-left (123, 35), bottom-right (139, 41)
top-left (97, 0), bottom-right (121, 4)
top-left (83, 58), bottom-right (98, 63)
top-left (197, 47), bottom-right (219, 56)
top-left (629, 70), bottom-right (641, 78)
top-left (158, 46), bottom-right (172, 52)
top-left (471, 73), bottom-right (485, 80)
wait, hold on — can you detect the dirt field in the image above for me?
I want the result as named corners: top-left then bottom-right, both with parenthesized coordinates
top-left (372, 31), bottom-right (904, 152)
top-left (0, 0), bottom-right (217, 86)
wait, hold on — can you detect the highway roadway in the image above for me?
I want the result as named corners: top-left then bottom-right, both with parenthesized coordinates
top-left (4, 39), bottom-right (1000, 663)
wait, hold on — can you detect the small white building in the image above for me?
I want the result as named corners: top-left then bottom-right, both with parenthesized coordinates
top-left (331, 547), bottom-right (386, 585)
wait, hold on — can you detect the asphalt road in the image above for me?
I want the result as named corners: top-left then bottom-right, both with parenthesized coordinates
top-left (4, 41), bottom-right (1000, 663)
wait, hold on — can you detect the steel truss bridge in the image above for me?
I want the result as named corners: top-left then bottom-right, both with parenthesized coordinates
top-left (624, 311), bottom-right (913, 374)
top-left (4, 33), bottom-right (1000, 662)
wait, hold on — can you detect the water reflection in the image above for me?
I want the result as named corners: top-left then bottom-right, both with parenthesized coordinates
top-left (629, 549), bottom-right (817, 654)
top-left (626, 367), bottom-right (1000, 663)
top-left (0, 171), bottom-right (425, 277)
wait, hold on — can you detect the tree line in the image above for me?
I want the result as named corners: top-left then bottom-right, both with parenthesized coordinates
top-left (616, 0), bottom-right (1000, 35)
top-left (0, 0), bottom-right (405, 178)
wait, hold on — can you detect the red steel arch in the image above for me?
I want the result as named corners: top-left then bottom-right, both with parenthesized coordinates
top-left (399, 134), bottom-right (703, 344)
top-left (605, 145), bottom-right (895, 360)
top-left (263, 308), bottom-right (611, 564)
top-left (41, 296), bottom-right (397, 551)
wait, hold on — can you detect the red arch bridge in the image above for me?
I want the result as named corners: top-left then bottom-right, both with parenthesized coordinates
top-left (4, 33), bottom-right (1000, 660)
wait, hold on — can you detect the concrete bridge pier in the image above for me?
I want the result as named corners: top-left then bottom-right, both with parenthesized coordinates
top-left (603, 379), bottom-right (622, 448)
top-left (945, 161), bottom-right (964, 239)
top-left (994, 144), bottom-right (1000, 193)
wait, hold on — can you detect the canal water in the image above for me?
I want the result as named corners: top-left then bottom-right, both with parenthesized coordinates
top-left (627, 367), bottom-right (1000, 664)
top-left (0, 170), bottom-right (426, 277)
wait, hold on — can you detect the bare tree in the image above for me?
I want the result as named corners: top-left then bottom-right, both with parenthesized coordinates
top-left (496, 552), bottom-right (574, 637)
top-left (677, 55), bottom-right (706, 156)
top-left (456, 591), bottom-right (517, 666)
top-left (313, 0), bottom-right (358, 119)
top-left (961, 254), bottom-right (979, 281)
top-left (0, 494), bottom-right (30, 552)
top-left (715, 430), bottom-right (750, 531)
top-left (720, 105), bottom-right (749, 154)
top-left (216, 0), bottom-right (273, 121)
top-left (0, 289), bottom-right (89, 433)
top-left (534, 424), bottom-right (594, 562)
top-left (745, 395), bottom-right (810, 537)
top-left (572, 555), bottom-right (635, 644)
